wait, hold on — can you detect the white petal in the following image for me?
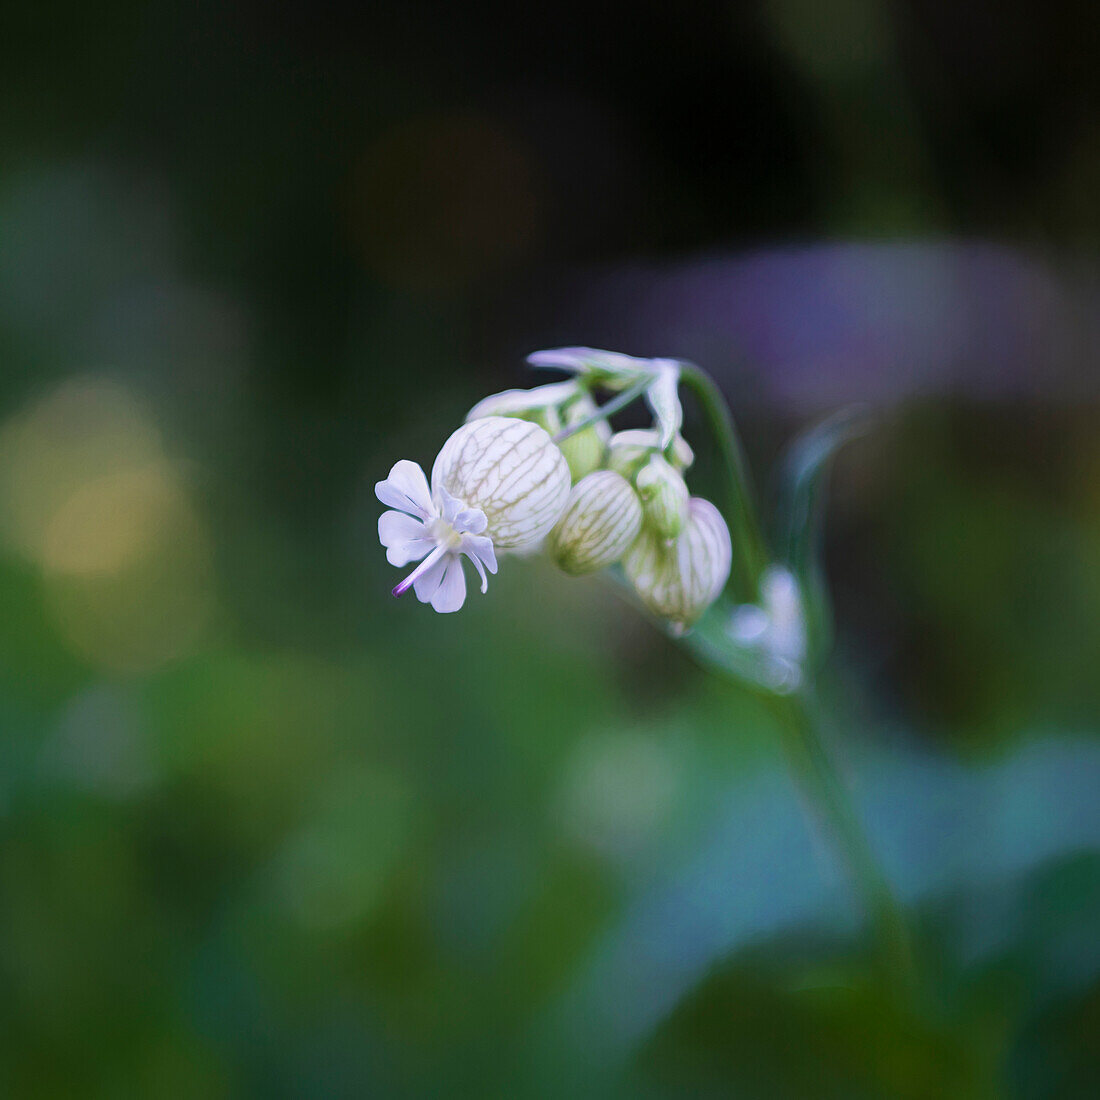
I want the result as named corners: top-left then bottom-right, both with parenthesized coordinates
top-left (465, 381), bottom-right (579, 421)
top-left (378, 510), bottom-right (427, 547)
top-left (386, 540), bottom-right (434, 568)
top-left (462, 534), bottom-right (497, 576)
top-left (453, 508), bottom-right (487, 535)
top-left (644, 359), bottom-right (683, 449)
top-left (376, 460), bottom-right (433, 518)
top-left (527, 347), bottom-right (651, 389)
top-left (465, 551), bottom-right (489, 593)
top-left (436, 484), bottom-right (462, 525)
top-left (430, 555), bottom-right (467, 613)
top-left (412, 556), bottom-right (447, 604)
top-left (379, 510), bottom-right (434, 567)
top-left (461, 535), bottom-right (496, 594)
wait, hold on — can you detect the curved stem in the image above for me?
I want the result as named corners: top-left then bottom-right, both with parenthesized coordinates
top-left (677, 362), bottom-right (768, 600)
top-left (670, 363), bottom-right (915, 992)
top-left (768, 688), bottom-right (915, 992)
top-left (680, 622), bottom-right (915, 988)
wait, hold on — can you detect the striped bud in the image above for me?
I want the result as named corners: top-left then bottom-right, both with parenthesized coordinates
top-left (547, 471), bottom-right (643, 576)
top-left (607, 428), bottom-right (694, 479)
top-left (623, 497), bottom-right (732, 631)
top-left (557, 395), bottom-right (610, 483)
top-left (635, 453), bottom-right (689, 539)
top-left (431, 417), bottom-right (571, 550)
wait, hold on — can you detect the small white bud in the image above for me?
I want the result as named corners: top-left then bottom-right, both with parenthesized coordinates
top-left (548, 471), bottom-right (643, 576)
top-left (432, 417), bottom-right (571, 550)
top-left (635, 453), bottom-right (689, 539)
top-left (623, 497), bottom-right (732, 631)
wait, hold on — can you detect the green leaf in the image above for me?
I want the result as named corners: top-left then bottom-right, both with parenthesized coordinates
top-left (776, 406), bottom-right (871, 665)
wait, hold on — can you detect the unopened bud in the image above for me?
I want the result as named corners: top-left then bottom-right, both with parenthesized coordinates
top-left (607, 428), bottom-right (694, 479)
top-left (623, 497), bottom-right (731, 631)
top-left (557, 395), bottom-right (610, 483)
top-left (635, 453), bottom-right (689, 539)
top-left (548, 471), bottom-right (643, 576)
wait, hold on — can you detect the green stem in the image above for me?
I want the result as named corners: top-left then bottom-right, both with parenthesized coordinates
top-left (677, 362), bottom-right (767, 601)
top-left (767, 688), bottom-right (915, 991)
top-left (552, 375), bottom-right (656, 444)
top-left (673, 364), bottom-right (915, 993)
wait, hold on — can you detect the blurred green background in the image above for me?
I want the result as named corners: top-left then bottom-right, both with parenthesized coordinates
top-left (1, 1), bottom-right (1098, 1096)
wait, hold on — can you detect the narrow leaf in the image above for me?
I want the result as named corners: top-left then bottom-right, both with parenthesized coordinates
top-left (776, 405), bottom-right (872, 664)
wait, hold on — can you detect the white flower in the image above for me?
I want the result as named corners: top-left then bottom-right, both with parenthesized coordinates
top-left (376, 461), bottom-right (497, 613)
top-left (728, 565), bottom-right (806, 690)
top-left (527, 348), bottom-right (683, 448)
top-left (377, 417), bottom-right (570, 613)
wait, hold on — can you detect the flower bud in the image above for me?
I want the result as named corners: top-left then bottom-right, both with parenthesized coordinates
top-left (547, 471), bottom-right (643, 575)
top-left (432, 417), bottom-right (571, 550)
top-left (623, 497), bottom-right (731, 631)
top-left (635, 453), bottom-right (689, 539)
top-left (465, 381), bottom-right (577, 435)
top-left (466, 380), bottom-right (578, 421)
top-left (556, 395), bottom-right (610, 483)
top-left (607, 428), bottom-right (694, 479)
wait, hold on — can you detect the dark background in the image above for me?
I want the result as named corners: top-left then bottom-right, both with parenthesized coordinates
top-left (1, 1), bottom-right (1098, 1096)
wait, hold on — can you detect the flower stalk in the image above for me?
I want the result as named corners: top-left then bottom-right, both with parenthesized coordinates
top-left (552, 374), bottom-right (656, 445)
top-left (376, 346), bottom-right (915, 997)
top-left (677, 361), bottom-right (767, 602)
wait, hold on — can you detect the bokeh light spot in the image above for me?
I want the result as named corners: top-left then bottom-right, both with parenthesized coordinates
top-left (0, 377), bottom-right (214, 672)
top-left (556, 731), bottom-right (682, 860)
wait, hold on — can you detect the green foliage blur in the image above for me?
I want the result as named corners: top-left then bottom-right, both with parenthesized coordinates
top-left (1, 1), bottom-right (1098, 1096)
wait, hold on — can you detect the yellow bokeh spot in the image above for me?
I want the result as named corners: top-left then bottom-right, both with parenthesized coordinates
top-left (0, 376), bottom-right (215, 672)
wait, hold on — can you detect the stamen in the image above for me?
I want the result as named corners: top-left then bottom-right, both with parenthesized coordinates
top-left (392, 545), bottom-right (446, 598)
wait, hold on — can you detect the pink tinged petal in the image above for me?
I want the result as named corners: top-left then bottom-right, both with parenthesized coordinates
top-left (375, 460), bottom-right (433, 518)
top-left (430, 555), bottom-right (467, 613)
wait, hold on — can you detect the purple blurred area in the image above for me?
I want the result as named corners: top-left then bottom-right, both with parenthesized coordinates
top-left (509, 242), bottom-right (1099, 411)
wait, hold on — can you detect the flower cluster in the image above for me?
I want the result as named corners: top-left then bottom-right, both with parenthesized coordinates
top-left (377, 349), bottom-right (731, 629)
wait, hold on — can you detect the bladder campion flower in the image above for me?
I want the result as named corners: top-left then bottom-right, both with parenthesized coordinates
top-left (377, 350), bottom-right (731, 628)
top-left (377, 416), bottom-right (570, 613)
